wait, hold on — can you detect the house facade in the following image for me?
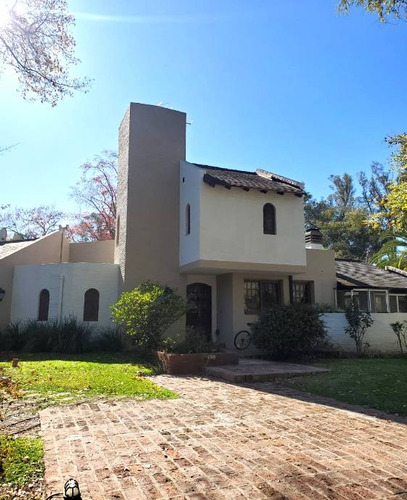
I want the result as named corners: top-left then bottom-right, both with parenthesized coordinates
top-left (1, 102), bottom-right (378, 350)
top-left (114, 103), bottom-right (337, 347)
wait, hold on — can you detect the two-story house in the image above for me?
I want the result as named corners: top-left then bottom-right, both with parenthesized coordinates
top-left (3, 103), bottom-right (337, 349)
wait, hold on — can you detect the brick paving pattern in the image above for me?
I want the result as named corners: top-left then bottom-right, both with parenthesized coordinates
top-left (41, 375), bottom-right (407, 500)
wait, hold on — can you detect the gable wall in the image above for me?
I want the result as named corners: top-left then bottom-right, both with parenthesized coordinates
top-left (0, 232), bottom-right (67, 330)
top-left (69, 240), bottom-right (114, 263)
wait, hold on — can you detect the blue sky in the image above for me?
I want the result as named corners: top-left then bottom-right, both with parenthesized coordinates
top-left (1, 0), bottom-right (406, 213)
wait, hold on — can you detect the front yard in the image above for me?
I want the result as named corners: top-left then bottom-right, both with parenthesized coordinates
top-left (0, 352), bottom-right (176, 499)
top-left (278, 358), bottom-right (407, 417)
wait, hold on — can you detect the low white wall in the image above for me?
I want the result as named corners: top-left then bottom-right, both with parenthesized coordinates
top-left (323, 312), bottom-right (405, 354)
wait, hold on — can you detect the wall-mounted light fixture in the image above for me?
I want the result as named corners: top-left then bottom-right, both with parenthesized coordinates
top-left (63, 478), bottom-right (82, 499)
top-left (0, 288), bottom-right (5, 302)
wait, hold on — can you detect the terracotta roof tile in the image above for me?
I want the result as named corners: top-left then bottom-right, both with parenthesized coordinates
top-left (193, 164), bottom-right (305, 195)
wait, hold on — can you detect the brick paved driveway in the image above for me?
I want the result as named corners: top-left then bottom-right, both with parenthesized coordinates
top-left (41, 375), bottom-right (407, 500)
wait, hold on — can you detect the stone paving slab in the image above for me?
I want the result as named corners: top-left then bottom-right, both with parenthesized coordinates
top-left (206, 359), bottom-right (328, 383)
top-left (41, 375), bottom-right (407, 500)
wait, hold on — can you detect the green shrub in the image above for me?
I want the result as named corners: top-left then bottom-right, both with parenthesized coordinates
top-left (161, 328), bottom-right (220, 354)
top-left (314, 303), bottom-right (344, 313)
top-left (0, 323), bottom-right (28, 351)
top-left (51, 317), bottom-right (93, 353)
top-left (389, 321), bottom-right (407, 356)
top-left (111, 282), bottom-right (187, 350)
top-left (344, 302), bottom-right (373, 357)
top-left (251, 303), bottom-right (327, 359)
top-left (91, 326), bottom-right (125, 352)
top-left (0, 317), bottom-right (93, 354)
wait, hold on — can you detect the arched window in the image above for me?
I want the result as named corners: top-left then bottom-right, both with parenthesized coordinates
top-left (263, 203), bottom-right (276, 235)
top-left (38, 289), bottom-right (50, 321)
top-left (186, 204), bottom-right (191, 235)
top-left (83, 288), bottom-right (99, 321)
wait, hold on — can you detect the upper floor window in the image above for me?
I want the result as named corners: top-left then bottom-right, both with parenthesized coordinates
top-left (186, 204), bottom-right (191, 235)
top-left (263, 203), bottom-right (276, 235)
top-left (38, 289), bottom-right (50, 321)
top-left (83, 288), bottom-right (99, 321)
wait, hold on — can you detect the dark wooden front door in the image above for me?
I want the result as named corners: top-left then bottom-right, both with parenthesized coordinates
top-left (186, 283), bottom-right (212, 340)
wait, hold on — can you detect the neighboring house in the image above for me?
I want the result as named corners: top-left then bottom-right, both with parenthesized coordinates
top-left (336, 259), bottom-right (407, 313)
top-left (0, 103), bottom-right (345, 348)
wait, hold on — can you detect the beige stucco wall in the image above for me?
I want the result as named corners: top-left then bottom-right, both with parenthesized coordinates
top-left (69, 240), bottom-right (114, 263)
top-left (216, 272), bottom-right (290, 349)
top-left (180, 161), bottom-right (201, 266)
top-left (216, 273), bottom-right (234, 346)
top-left (115, 103), bottom-right (187, 297)
top-left (0, 231), bottom-right (69, 330)
top-left (297, 248), bottom-right (337, 305)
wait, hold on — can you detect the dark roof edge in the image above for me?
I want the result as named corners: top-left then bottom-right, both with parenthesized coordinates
top-left (191, 163), bottom-right (304, 191)
top-left (192, 163), bottom-right (256, 175)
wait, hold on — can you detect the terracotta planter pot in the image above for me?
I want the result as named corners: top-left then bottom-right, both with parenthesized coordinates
top-left (156, 351), bottom-right (239, 375)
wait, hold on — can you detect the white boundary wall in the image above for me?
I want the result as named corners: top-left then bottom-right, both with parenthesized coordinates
top-left (323, 313), bottom-right (406, 354)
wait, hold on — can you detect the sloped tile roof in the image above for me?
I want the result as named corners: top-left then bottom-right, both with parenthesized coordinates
top-left (0, 240), bottom-right (36, 260)
top-left (336, 259), bottom-right (407, 290)
top-left (193, 164), bottom-right (305, 195)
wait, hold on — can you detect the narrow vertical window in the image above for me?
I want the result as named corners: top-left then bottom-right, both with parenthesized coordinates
top-left (263, 203), bottom-right (276, 234)
top-left (186, 204), bottom-right (191, 235)
top-left (116, 215), bottom-right (120, 246)
top-left (83, 288), bottom-right (99, 321)
top-left (38, 289), bottom-right (50, 321)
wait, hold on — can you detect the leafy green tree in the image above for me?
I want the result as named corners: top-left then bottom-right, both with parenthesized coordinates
top-left (369, 134), bottom-right (407, 232)
top-left (111, 282), bottom-right (187, 350)
top-left (305, 172), bottom-right (383, 260)
top-left (370, 232), bottom-right (407, 269)
top-left (358, 162), bottom-right (393, 218)
top-left (338, 0), bottom-right (407, 22)
top-left (344, 301), bottom-right (373, 357)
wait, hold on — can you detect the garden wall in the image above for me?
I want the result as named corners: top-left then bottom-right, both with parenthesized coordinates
top-left (323, 313), bottom-right (406, 354)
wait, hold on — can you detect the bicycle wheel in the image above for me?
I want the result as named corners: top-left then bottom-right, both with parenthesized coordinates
top-left (234, 330), bottom-right (251, 350)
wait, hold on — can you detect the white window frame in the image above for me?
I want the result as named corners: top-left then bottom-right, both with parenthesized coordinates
top-left (335, 288), bottom-right (401, 313)
top-left (389, 293), bottom-right (407, 313)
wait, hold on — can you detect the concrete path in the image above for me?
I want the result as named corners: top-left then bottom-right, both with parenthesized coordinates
top-left (41, 376), bottom-right (407, 500)
top-left (206, 359), bottom-right (328, 382)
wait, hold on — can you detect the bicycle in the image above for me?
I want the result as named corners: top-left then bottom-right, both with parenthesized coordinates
top-left (234, 323), bottom-right (254, 350)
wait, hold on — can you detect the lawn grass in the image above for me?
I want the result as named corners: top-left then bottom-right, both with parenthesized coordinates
top-left (0, 435), bottom-right (43, 486)
top-left (278, 358), bottom-right (407, 416)
top-left (0, 352), bottom-right (176, 405)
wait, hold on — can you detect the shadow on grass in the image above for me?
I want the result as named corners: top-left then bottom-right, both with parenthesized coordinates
top-left (0, 351), bottom-right (159, 369)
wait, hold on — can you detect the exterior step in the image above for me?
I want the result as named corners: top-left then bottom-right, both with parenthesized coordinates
top-left (206, 359), bottom-right (328, 383)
